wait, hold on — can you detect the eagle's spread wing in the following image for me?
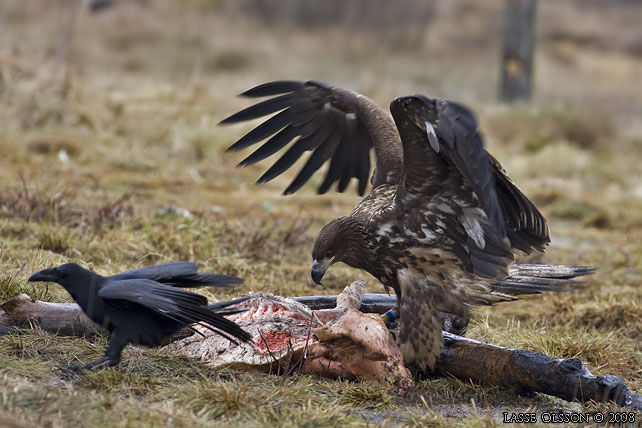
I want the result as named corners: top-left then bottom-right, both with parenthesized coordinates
top-left (220, 80), bottom-right (403, 195)
top-left (487, 153), bottom-right (550, 253)
top-left (389, 95), bottom-right (549, 278)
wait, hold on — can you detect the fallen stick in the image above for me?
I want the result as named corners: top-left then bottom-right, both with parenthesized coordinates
top-left (0, 293), bottom-right (388, 336)
top-left (0, 294), bottom-right (107, 337)
top-left (0, 312), bottom-right (15, 335)
top-left (292, 294), bottom-right (468, 335)
top-left (1, 293), bottom-right (639, 410)
top-left (437, 333), bottom-right (642, 411)
top-left (292, 293), bottom-right (395, 313)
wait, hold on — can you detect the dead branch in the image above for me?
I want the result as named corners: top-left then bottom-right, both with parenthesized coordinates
top-left (0, 293), bottom-right (106, 337)
top-left (437, 332), bottom-right (642, 411)
top-left (292, 293), bottom-right (395, 313)
top-left (0, 312), bottom-right (15, 335)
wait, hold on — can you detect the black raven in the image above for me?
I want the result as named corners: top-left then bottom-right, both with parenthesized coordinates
top-left (28, 262), bottom-right (251, 369)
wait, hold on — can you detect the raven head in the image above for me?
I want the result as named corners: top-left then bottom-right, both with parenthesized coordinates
top-left (28, 263), bottom-right (95, 292)
top-left (311, 216), bottom-right (367, 285)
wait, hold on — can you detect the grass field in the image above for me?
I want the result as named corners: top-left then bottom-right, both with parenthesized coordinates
top-left (1, 1), bottom-right (641, 426)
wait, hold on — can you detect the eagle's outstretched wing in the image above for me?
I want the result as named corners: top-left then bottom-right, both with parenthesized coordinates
top-left (220, 80), bottom-right (403, 195)
top-left (389, 95), bottom-right (549, 278)
top-left (487, 153), bottom-right (550, 254)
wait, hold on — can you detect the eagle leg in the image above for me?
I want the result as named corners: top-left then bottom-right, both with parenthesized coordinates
top-left (396, 272), bottom-right (443, 371)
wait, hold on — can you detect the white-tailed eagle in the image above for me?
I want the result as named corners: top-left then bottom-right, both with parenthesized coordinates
top-left (221, 80), bottom-right (585, 369)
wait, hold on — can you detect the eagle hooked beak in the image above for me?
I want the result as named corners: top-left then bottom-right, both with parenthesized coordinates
top-left (311, 258), bottom-right (332, 285)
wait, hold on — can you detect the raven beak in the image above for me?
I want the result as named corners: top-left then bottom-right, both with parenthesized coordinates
top-left (28, 268), bottom-right (58, 283)
top-left (311, 259), bottom-right (330, 285)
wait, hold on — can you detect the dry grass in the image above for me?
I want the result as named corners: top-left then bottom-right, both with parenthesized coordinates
top-left (1, 0), bottom-right (641, 426)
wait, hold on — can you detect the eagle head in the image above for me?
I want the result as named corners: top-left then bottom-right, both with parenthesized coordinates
top-left (311, 216), bottom-right (366, 285)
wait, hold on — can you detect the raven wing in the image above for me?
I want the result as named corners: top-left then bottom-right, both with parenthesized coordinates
top-left (389, 95), bottom-right (549, 278)
top-left (98, 279), bottom-right (251, 343)
top-left (109, 262), bottom-right (243, 288)
top-left (220, 80), bottom-right (403, 195)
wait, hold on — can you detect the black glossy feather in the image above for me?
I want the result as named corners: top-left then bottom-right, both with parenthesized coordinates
top-left (111, 261), bottom-right (243, 288)
top-left (111, 261), bottom-right (198, 281)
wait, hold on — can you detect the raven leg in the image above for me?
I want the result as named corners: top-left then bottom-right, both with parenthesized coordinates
top-left (79, 355), bottom-right (114, 370)
top-left (77, 331), bottom-right (128, 370)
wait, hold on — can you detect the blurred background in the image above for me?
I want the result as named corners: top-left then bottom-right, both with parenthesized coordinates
top-left (1, 1), bottom-right (641, 425)
top-left (2, 0), bottom-right (642, 293)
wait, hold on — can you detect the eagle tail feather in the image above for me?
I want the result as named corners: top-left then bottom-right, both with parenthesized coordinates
top-left (491, 263), bottom-right (594, 296)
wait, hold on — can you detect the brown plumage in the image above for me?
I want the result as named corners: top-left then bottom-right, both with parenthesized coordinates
top-left (221, 81), bottom-right (589, 370)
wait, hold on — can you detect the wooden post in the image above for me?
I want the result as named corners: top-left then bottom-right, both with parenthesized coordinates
top-left (500, 0), bottom-right (537, 102)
